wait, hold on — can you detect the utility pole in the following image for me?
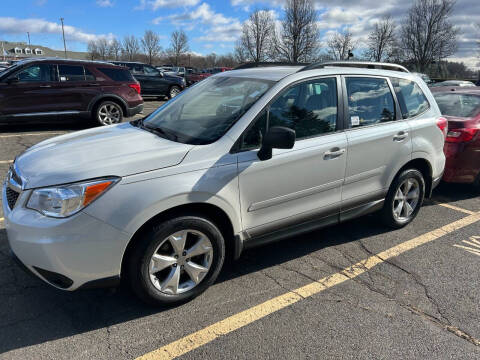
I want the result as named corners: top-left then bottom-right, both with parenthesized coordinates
top-left (27, 32), bottom-right (31, 45)
top-left (60, 17), bottom-right (67, 58)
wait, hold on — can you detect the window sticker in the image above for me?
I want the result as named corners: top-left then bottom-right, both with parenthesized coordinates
top-left (351, 116), bottom-right (360, 126)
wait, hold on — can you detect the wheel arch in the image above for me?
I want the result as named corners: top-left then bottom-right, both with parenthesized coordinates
top-left (393, 157), bottom-right (433, 197)
top-left (88, 94), bottom-right (128, 117)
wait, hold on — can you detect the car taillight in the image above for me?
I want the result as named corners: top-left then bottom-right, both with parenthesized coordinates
top-left (436, 117), bottom-right (448, 138)
top-left (128, 83), bottom-right (141, 94)
top-left (445, 128), bottom-right (479, 143)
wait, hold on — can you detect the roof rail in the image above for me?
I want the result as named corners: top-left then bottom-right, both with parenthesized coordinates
top-left (299, 61), bottom-right (410, 73)
top-left (234, 62), bottom-right (309, 70)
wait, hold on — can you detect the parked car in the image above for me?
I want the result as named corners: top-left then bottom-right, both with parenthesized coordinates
top-left (431, 80), bottom-right (476, 88)
top-left (0, 58), bottom-right (143, 126)
top-left (207, 67), bottom-right (233, 74)
top-left (112, 61), bottom-right (185, 99)
top-left (412, 72), bottom-right (433, 85)
top-left (184, 68), bottom-right (211, 86)
top-left (432, 87), bottom-right (480, 188)
top-left (3, 62), bottom-right (445, 305)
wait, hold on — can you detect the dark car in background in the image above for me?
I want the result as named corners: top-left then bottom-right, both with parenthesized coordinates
top-left (0, 58), bottom-right (143, 126)
top-left (432, 87), bottom-right (480, 189)
top-left (111, 61), bottom-right (185, 99)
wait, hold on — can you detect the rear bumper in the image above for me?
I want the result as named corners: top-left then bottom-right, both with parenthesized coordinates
top-left (127, 103), bottom-right (144, 117)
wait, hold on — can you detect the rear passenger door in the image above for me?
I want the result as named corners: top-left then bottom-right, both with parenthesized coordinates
top-left (341, 76), bottom-right (411, 212)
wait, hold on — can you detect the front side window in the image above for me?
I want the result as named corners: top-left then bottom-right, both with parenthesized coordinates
top-left (434, 93), bottom-right (480, 118)
top-left (144, 65), bottom-right (160, 76)
top-left (58, 65), bottom-right (86, 82)
top-left (13, 64), bottom-right (56, 82)
top-left (391, 78), bottom-right (430, 119)
top-left (141, 76), bottom-right (274, 145)
top-left (346, 77), bottom-right (395, 127)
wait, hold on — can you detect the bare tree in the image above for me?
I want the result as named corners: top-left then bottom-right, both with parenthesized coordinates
top-left (96, 38), bottom-right (110, 60)
top-left (122, 35), bottom-right (140, 61)
top-left (401, 0), bottom-right (458, 72)
top-left (274, 0), bottom-right (319, 63)
top-left (236, 9), bottom-right (275, 63)
top-left (109, 38), bottom-right (122, 60)
top-left (168, 30), bottom-right (189, 66)
top-left (141, 30), bottom-right (162, 65)
top-left (365, 15), bottom-right (398, 62)
top-left (234, 40), bottom-right (249, 64)
top-left (327, 31), bottom-right (355, 60)
top-left (87, 40), bottom-right (99, 60)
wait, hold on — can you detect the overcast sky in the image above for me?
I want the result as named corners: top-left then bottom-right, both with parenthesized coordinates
top-left (1, 0), bottom-right (479, 69)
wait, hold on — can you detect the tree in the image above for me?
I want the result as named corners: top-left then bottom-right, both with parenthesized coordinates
top-left (96, 38), bottom-right (110, 60)
top-left (141, 30), bottom-right (162, 65)
top-left (87, 40), bottom-right (99, 60)
top-left (122, 35), bottom-right (140, 61)
top-left (365, 16), bottom-right (398, 62)
top-left (168, 30), bottom-right (189, 66)
top-left (236, 10), bottom-right (275, 63)
top-left (274, 0), bottom-right (319, 63)
top-left (400, 0), bottom-right (458, 72)
top-left (109, 38), bottom-right (122, 60)
top-left (327, 31), bottom-right (355, 60)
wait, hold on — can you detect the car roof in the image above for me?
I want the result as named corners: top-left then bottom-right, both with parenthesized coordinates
top-left (220, 65), bottom-right (419, 82)
top-left (12, 57), bottom-right (121, 67)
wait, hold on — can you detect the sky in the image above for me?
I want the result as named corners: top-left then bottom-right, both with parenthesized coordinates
top-left (1, 0), bottom-right (479, 69)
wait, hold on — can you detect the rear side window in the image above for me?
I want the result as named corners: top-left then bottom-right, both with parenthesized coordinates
top-left (97, 68), bottom-right (134, 82)
top-left (58, 65), bottom-right (86, 82)
top-left (391, 78), bottom-right (430, 119)
top-left (346, 77), bottom-right (395, 127)
top-left (434, 93), bottom-right (480, 118)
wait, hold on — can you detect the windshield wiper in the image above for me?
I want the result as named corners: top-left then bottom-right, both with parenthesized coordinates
top-left (143, 123), bottom-right (179, 142)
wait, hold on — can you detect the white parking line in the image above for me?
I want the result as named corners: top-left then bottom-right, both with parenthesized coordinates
top-left (0, 132), bottom-right (66, 138)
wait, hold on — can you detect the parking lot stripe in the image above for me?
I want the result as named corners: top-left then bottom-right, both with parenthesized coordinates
top-left (0, 217), bottom-right (3, 222)
top-left (437, 202), bottom-right (476, 215)
top-left (0, 160), bottom-right (13, 164)
top-left (0, 132), bottom-right (66, 138)
top-left (136, 210), bottom-right (480, 360)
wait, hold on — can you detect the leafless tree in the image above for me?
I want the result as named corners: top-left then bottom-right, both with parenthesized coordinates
top-left (327, 31), bottom-right (355, 60)
top-left (122, 35), bottom-right (140, 61)
top-left (400, 0), bottom-right (458, 72)
top-left (141, 30), bottom-right (162, 65)
top-left (87, 40), bottom-right (99, 60)
top-left (109, 38), bottom-right (122, 60)
top-left (234, 40), bottom-right (249, 64)
top-left (365, 16), bottom-right (398, 62)
top-left (274, 0), bottom-right (319, 63)
top-left (96, 38), bottom-right (110, 60)
top-left (168, 30), bottom-right (189, 66)
top-left (236, 9), bottom-right (275, 63)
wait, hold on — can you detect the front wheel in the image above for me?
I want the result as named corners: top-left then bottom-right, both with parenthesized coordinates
top-left (127, 215), bottom-right (225, 305)
top-left (168, 85), bottom-right (182, 99)
top-left (381, 169), bottom-right (425, 228)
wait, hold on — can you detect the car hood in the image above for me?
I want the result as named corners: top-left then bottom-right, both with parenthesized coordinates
top-left (15, 122), bottom-right (194, 189)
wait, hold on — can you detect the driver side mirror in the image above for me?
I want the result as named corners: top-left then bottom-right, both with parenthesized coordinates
top-left (257, 126), bottom-right (296, 161)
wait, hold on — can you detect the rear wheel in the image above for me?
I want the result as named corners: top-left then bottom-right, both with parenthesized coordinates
top-left (94, 101), bottom-right (123, 126)
top-left (381, 169), bottom-right (425, 228)
top-left (127, 215), bottom-right (225, 305)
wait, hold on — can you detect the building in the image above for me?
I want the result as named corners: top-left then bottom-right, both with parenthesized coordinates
top-left (1, 40), bottom-right (88, 61)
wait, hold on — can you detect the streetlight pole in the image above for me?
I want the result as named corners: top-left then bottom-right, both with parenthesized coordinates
top-left (60, 17), bottom-right (67, 58)
top-left (27, 32), bottom-right (31, 45)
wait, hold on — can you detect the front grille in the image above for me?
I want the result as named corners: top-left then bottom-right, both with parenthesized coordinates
top-left (6, 187), bottom-right (20, 210)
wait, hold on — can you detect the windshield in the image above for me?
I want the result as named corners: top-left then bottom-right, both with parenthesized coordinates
top-left (141, 76), bottom-right (275, 144)
top-left (434, 93), bottom-right (480, 118)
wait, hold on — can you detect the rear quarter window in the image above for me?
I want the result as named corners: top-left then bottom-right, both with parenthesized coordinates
top-left (391, 78), bottom-right (430, 119)
top-left (97, 67), bottom-right (134, 82)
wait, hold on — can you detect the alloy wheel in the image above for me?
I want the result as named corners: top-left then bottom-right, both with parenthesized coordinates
top-left (170, 86), bottom-right (181, 98)
top-left (98, 103), bottom-right (121, 125)
top-left (392, 178), bottom-right (420, 221)
top-left (148, 230), bottom-right (213, 295)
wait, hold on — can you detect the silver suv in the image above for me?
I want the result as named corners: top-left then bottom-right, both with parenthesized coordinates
top-left (3, 62), bottom-right (446, 305)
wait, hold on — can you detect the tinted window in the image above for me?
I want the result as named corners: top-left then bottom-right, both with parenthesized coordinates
top-left (97, 68), bottom-right (134, 82)
top-left (269, 77), bottom-right (338, 139)
top-left (85, 68), bottom-right (96, 81)
top-left (144, 65), bottom-right (160, 76)
top-left (13, 64), bottom-right (56, 82)
top-left (58, 65), bottom-right (86, 82)
top-left (391, 78), bottom-right (429, 119)
top-left (434, 93), bottom-right (480, 118)
top-left (346, 77), bottom-right (395, 127)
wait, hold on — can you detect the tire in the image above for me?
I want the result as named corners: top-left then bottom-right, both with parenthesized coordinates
top-left (381, 169), bottom-right (425, 229)
top-left (168, 85), bottom-right (182, 99)
top-left (94, 101), bottom-right (123, 126)
top-left (127, 215), bottom-right (225, 306)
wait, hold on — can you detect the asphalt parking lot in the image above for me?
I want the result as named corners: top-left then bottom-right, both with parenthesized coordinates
top-left (1, 100), bottom-right (480, 359)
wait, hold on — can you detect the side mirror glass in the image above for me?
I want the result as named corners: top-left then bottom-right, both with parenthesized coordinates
top-left (258, 126), bottom-right (296, 161)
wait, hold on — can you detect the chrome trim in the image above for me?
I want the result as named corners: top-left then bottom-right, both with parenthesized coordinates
top-left (12, 111), bottom-right (81, 117)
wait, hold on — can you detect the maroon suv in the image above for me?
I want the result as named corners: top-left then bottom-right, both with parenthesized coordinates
top-left (0, 58), bottom-right (143, 126)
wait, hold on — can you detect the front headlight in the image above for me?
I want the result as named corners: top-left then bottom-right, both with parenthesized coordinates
top-left (27, 177), bottom-right (119, 218)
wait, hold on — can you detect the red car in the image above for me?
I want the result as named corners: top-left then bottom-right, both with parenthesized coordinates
top-left (432, 87), bottom-right (480, 188)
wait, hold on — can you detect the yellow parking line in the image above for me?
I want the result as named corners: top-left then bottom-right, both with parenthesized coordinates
top-left (0, 132), bottom-right (65, 138)
top-left (436, 202), bottom-right (476, 215)
top-left (0, 160), bottom-right (13, 164)
top-left (136, 210), bottom-right (480, 360)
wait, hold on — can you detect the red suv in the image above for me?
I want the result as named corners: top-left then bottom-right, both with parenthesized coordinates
top-left (0, 58), bottom-right (143, 126)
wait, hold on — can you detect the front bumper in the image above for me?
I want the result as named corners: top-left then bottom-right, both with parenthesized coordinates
top-left (2, 182), bottom-right (131, 290)
top-left (126, 103), bottom-right (144, 117)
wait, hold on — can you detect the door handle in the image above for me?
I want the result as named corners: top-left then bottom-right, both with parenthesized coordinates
top-left (39, 85), bottom-right (51, 88)
top-left (324, 148), bottom-right (346, 159)
top-left (393, 131), bottom-right (409, 141)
